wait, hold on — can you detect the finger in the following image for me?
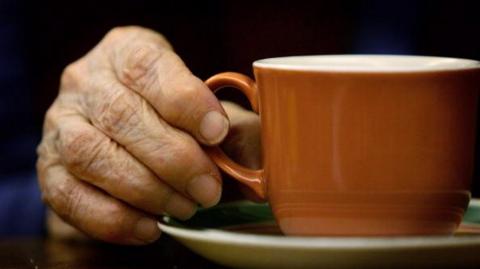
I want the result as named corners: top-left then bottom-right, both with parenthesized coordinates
top-left (220, 101), bottom-right (262, 170)
top-left (220, 101), bottom-right (264, 202)
top-left (46, 209), bottom-right (89, 241)
top-left (107, 27), bottom-right (229, 145)
top-left (39, 164), bottom-right (161, 245)
top-left (55, 114), bottom-right (196, 219)
top-left (83, 75), bottom-right (222, 208)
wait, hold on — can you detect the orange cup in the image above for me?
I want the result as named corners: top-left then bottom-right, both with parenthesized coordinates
top-left (206, 55), bottom-right (480, 236)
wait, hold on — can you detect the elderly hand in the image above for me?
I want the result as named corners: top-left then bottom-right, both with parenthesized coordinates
top-left (37, 26), bottom-right (260, 245)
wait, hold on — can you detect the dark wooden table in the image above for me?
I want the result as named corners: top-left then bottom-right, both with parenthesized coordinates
top-left (0, 236), bottom-right (226, 269)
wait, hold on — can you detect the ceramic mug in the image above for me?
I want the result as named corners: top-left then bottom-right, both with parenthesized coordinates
top-left (205, 55), bottom-right (480, 236)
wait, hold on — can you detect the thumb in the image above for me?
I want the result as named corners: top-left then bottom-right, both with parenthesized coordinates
top-left (219, 101), bottom-right (264, 202)
top-left (220, 101), bottom-right (261, 170)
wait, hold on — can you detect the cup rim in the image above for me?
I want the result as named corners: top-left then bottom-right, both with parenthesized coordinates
top-left (253, 54), bottom-right (480, 73)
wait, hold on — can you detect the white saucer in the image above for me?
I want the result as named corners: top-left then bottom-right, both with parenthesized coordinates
top-left (158, 200), bottom-right (480, 268)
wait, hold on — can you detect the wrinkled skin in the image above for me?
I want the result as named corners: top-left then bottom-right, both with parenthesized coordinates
top-left (37, 26), bottom-right (261, 245)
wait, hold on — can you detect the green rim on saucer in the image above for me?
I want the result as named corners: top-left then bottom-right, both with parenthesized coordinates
top-left (464, 199), bottom-right (480, 224)
top-left (164, 199), bottom-right (480, 231)
top-left (165, 201), bottom-right (274, 230)
top-left (159, 199), bottom-right (480, 269)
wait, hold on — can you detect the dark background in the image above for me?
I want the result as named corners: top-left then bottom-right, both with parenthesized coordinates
top-left (4, 0), bottom-right (480, 194)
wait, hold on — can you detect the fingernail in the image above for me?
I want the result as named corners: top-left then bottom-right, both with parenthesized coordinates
top-left (187, 174), bottom-right (221, 208)
top-left (199, 111), bottom-right (229, 144)
top-left (164, 193), bottom-right (197, 220)
top-left (134, 217), bottom-right (161, 243)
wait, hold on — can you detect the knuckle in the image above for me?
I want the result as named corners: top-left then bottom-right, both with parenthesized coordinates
top-left (121, 182), bottom-right (149, 208)
top-left (130, 178), bottom-right (172, 214)
top-left (151, 136), bottom-right (197, 184)
top-left (148, 137), bottom-right (178, 164)
top-left (35, 143), bottom-right (50, 173)
top-left (58, 126), bottom-right (101, 172)
top-left (37, 105), bottom-right (63, 176)
top-left (43, 100), bottom-right (72, 134)
top-left (60, 62), bottom-right (83, 90)
top-left (107, 26), bottom-right (127, 37)
top-left (47, 177), bottom-right (81, 222)
top-left (99, 203), bottom-right (133, 241)
top-left (171, 137), bottom-right (194, 161)
top-left (163, 77), bottom-right (203, 123)
top-left (104, 27), bottom-right (130, 43)
top-left (120, 43), bottom-right (164, 91)
top-left (155, 187), bottom-right (175, 214)
top-left (103, 203), bottom-right (126, 225)
top-left (44, 106), bottom-right (57, 124)
top-left (173, 78), bottom-right (202, 104)
top-left (43, 104), bottom-right (62, 129)
top-left (105, 26), bottom-right (169, 48)
top-left (36, 135), bottom-right (61, 178)
top-left (94, 90), bottom-right (143, 137)
top-left (106, 26), bottom-right (142, 40)
top-left (57, 185), bottom-right (78, 220)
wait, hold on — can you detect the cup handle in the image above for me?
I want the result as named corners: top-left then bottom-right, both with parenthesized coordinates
top-left (205, 72), bottom-right (266, 200)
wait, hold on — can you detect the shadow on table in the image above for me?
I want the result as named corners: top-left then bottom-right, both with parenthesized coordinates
top-left (0, 235), bottom-right (225, 269)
